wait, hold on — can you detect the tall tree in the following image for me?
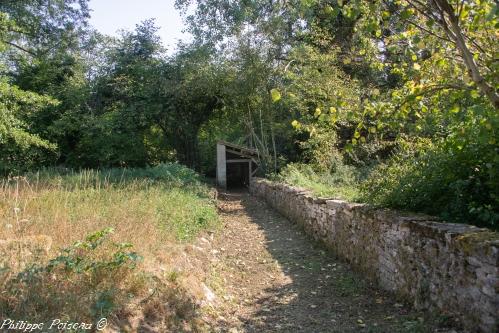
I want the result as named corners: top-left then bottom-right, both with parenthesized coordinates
top-left (0, 0), bottom-right (90, 57)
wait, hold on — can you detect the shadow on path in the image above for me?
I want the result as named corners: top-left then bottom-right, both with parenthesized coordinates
top-left (213, 191), bottom-right (457, 333)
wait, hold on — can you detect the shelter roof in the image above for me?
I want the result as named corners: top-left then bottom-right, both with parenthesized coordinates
top-left (217, 140), bottom-right (258, 157)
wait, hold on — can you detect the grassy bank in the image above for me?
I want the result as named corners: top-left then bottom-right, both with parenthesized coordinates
top-left (275, 163), bottom-right (361, 202)
top-left (0, 163), bottom-right (219, 330)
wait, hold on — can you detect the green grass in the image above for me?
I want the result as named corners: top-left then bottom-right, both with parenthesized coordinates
top-left (275, 163), bottom-right (361, 202)
top-left (0, 163), bottom-right (218, 329)
top-left (1, 163), bottom-right (218, 243)
top-left (333, 271), bottom-right (364, 297)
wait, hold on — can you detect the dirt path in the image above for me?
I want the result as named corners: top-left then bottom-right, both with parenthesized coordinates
top-left (200, 191), bottom-right (457, 333)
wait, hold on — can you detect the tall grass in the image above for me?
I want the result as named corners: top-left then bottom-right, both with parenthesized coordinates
top-left (275, 163), bottom-right (361, 201)
top-left (0, 164), bottom-right (217, 244)
top-left (0, 163), bottom-right (218, 329)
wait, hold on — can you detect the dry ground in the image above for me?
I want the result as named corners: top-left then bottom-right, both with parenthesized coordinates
top-left (196, 191), bottom-right (460, 333)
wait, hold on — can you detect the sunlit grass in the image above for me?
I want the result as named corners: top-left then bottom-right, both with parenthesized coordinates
top-left (0, 164), bottom-right (219, 329)
top-left (275, 163), bottom-right (361, 202)
top-left (0, 164), bottom-right (218, 247)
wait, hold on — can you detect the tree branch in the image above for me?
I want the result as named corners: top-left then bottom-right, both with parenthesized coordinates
top-left (397, 83), bottom-right (471, 109)
top-left (433, 0), bottom-right (499, 108)
top-left (406, 19), bottom-right (453, 43)
top-left (2, 40), bottom-right (37, 56)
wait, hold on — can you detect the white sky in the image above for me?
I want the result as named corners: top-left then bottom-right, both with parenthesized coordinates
top-left (88, 0), bottom-right (192, 53)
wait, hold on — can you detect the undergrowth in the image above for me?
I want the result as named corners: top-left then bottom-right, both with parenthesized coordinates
top-left (275, 134), bottom-right (498, 230)
top-left (1, 228), bottom-right (141, 323)
top-left (362, 136), bottom-right (499, 230)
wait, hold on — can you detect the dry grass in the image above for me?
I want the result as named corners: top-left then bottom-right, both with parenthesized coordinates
top-left (0, 164), bottom-right (219, 331)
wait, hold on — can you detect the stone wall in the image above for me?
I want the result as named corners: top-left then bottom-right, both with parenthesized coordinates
top-left (249, 178), bottom-right (498, 332)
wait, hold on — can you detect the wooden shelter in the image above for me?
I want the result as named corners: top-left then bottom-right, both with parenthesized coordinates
top-left (216, 141), bottom-right (259, 189)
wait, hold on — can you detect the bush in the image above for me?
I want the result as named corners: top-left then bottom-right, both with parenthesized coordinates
top-left (361, 133), bottom-right (499, 230)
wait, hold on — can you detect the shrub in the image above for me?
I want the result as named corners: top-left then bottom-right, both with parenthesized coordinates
top-left (361, 133), bottom-right (499, 230)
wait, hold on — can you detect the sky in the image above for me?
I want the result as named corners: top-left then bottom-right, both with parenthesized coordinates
top-left (88, 0), bottom-right (191, 52)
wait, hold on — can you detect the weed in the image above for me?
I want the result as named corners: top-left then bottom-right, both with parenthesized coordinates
top-left (0, 228), bottom-right (141, 323)
top-left (333, 271), bottom-right (364, 297)
top-left (167, 270), bottom-right (180, 282)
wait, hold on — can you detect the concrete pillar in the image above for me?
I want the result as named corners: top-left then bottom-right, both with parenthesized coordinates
top-left (248, 161), bottom-right (252, 186)
top-left (216, 143), bottom-right (226, 189)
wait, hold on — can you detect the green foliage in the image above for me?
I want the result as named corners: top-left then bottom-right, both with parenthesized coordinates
top-left (1, 6), bottom-right (227, 171)
top-left (1, 0), bottom-right (497, 231)
top-left (179, 0), bottom-right (499, 230)
top-left (0, 0), bottom-right (90, 56)
top-left (197, 113), bottom-right (246, 176)
top-left (362, 131), bottom-right (499, 229)
top-left (281, 45), bottom-right (367, 164)
top-left (0, 2), bottom-right (89, 174)
top-left (0, 80), bottom-right (58, 174)
top-left (18, 228), bottom-right (141, 281)
top-left (157, 43), bottom-right (224, 168)
top-left (270, 88), bottom-right (282, 102)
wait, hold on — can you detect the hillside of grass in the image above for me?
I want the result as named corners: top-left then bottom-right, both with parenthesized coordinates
top-left (0, 163), bottom-right (219, 331)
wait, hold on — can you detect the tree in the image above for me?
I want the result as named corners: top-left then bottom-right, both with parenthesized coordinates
top-left (0, 0), bottom-right (90, 57)
top-left (0, 79), bottom-right (58, 174)
top-left (0, 12), bottom-right (60, 174)
top-left (158, 43), bottom-right (224, 168)
top-left (378, 0), bottom-right (498, 108)
top-left (0, 0), bottom-right (93, 172)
